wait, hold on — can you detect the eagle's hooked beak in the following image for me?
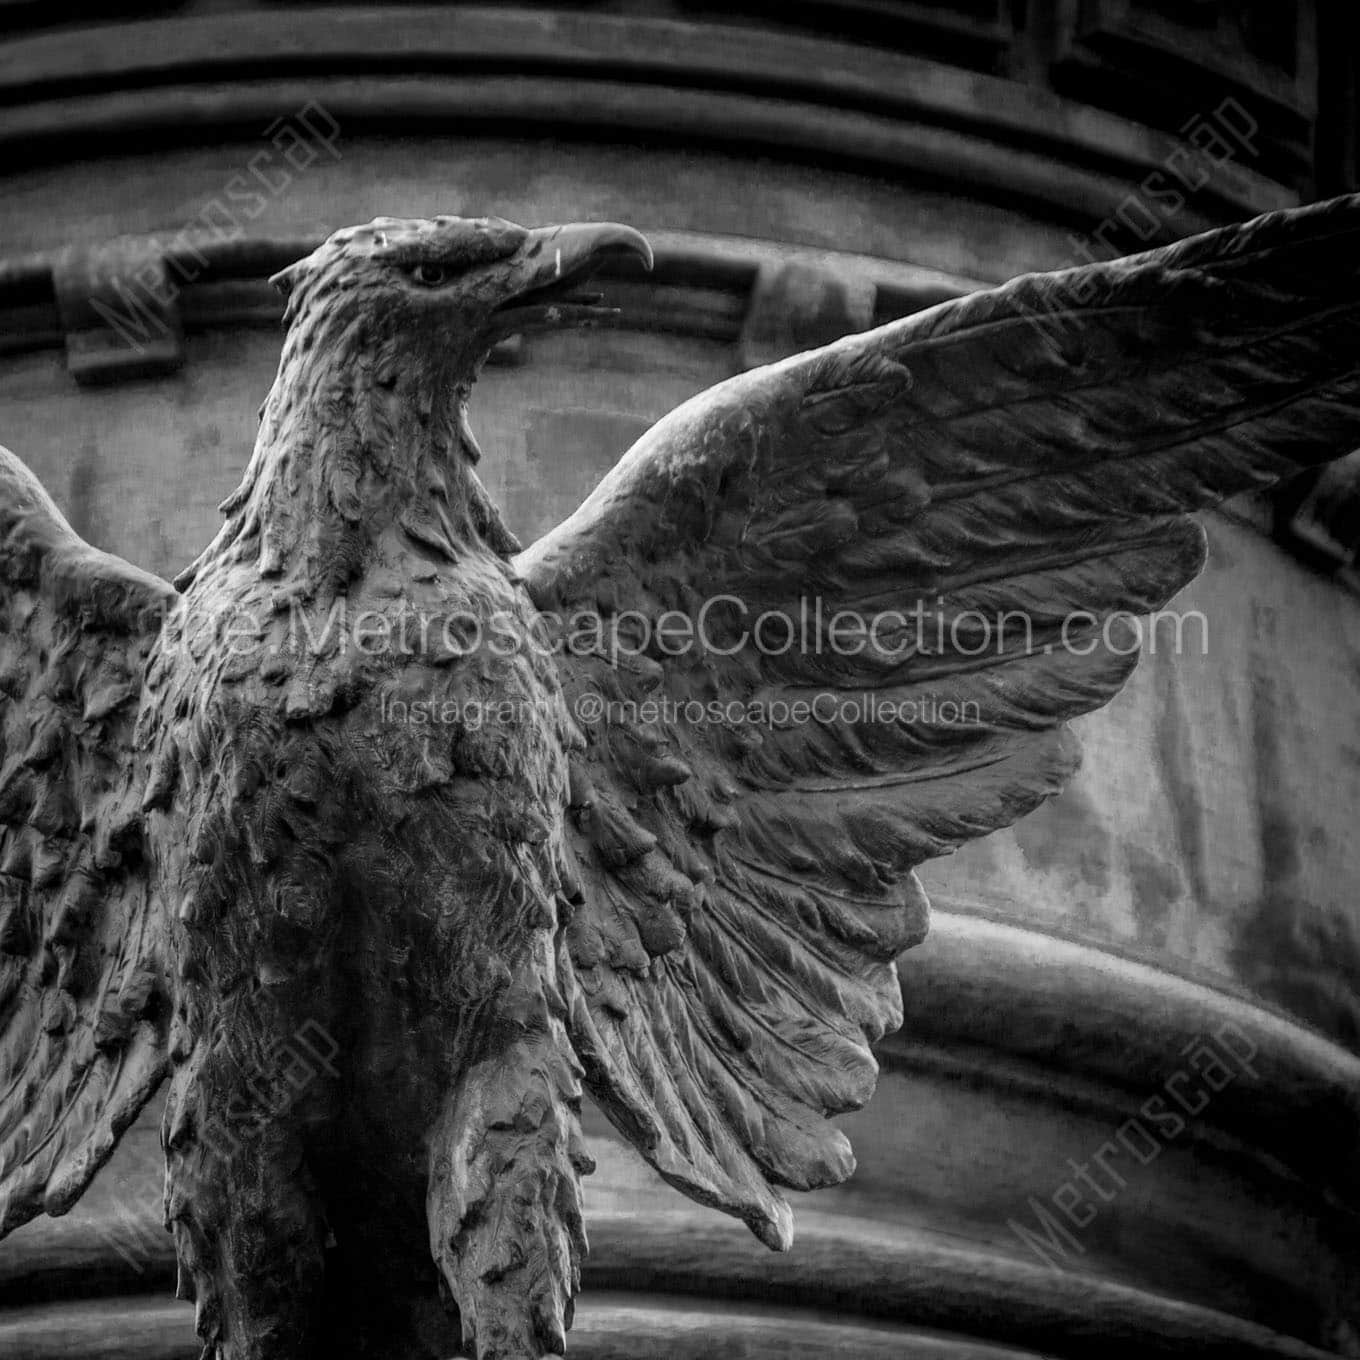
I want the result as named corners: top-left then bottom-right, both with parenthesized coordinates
top-left (488, 222), bottom-right (654, 337)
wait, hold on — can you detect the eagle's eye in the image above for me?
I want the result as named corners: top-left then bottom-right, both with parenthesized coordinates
top-left (412, 263), bottom-right (449, 287)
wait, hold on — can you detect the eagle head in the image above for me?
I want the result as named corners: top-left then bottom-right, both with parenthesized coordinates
top-left (182, 216), bottom-right (654, 588)
top-left (268, 214), bottom-right (654, 387)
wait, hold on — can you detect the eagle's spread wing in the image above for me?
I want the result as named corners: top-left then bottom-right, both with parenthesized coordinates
top-left (0, 447), bottom-right (174, 1235)
top-left (516, 195), bottom-right (1360, 1248)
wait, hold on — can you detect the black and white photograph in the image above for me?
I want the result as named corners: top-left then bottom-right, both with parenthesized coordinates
top-left (0, 4), bottom-right (1358, 1357)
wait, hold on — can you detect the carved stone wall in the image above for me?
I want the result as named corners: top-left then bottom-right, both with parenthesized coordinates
top-left (1, 4), bottom-right (1358, 1357)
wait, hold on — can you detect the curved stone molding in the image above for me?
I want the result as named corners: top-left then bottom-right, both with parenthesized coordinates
top-left (893, 909), bottom-right (1360, 1200)
top-left (0, 8), bottom-right (1296, 229)
top-left (2, 1210), bottom-right (1348, 1358)
top-left (0, 229), bottom-right (978, 373)
top-left (0, 1293), bottom-right (1073, 1360)
top-left (14, 1289), bottom-right (1280, 1360)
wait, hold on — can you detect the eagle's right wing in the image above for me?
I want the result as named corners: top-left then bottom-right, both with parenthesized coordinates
top-left (0, 446), bottom-right (175, 1236)
top-left (517, 194), bottom-right (1360, 1249)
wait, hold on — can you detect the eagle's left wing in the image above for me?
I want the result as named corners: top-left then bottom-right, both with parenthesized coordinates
top-left (0, 446), bottom-right (175, 1236)
top-left (516, 194), bottom-right (1360, 1249)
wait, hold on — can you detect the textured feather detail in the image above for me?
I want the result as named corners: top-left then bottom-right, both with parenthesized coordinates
top-left (0, 444), bottom-right (174, 1237)
top-left (429, 954), bottom-right (591, 1360)
top-left (516, 194), bottom-right (1360, 1249)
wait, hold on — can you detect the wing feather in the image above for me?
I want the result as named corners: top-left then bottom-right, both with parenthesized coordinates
top-left (519, 194), bottom-right (1360, 1247)
top-left (0, 445), bottom-right (173, 1236)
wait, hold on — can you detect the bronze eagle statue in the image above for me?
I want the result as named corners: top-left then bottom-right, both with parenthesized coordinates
top-left (2, 197), bottom-right (1360, 1359)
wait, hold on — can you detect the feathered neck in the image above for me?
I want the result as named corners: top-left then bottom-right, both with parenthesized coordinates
top-left (175, 298), bottom-right (519, 596)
